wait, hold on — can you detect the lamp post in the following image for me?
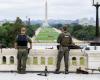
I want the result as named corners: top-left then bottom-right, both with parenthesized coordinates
top-left (91, 0), bottom-right (100, 46)
top-left (93, 0), bottom-right (100, 38)
top-left (90, 0), bottom-right (100, 46)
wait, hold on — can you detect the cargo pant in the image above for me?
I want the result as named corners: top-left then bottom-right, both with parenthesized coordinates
top-left (56, 46), bottom-right (69, 71)
top-left (17, 49), bottom-right (28, 72)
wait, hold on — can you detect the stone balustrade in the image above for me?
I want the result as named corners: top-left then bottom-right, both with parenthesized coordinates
top-left (0, 48), bottom-right (88, 72)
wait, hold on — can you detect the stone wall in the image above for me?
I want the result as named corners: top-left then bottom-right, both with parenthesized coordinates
top-left (0, 48), bottom-right (88, 72)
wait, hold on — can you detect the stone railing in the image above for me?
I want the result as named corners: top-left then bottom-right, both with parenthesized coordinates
top-left (0, 48), bottom-right (88, 72)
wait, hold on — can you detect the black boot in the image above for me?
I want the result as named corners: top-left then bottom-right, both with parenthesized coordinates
top-left (54, 69), bottom-right (60, 74)
top-left (17, 68), bottom-right (22, 74)
top-left (20, 69), bottom-right (26, 74)
top-left (65, 69), bottom-right (69, 74)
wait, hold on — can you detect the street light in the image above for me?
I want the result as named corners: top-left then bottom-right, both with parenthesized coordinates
top-left (90, 0), bottom-right (100, 46)
top-left (93, 0), bottom-right (100, 38)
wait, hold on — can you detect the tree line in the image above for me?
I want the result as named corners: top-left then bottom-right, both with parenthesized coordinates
top-left (53, 23), bottom-right (97, 41)
top-left (0, 18), bottom-right (98, 48)
top-left (0, 17), bottom-right (40, 48)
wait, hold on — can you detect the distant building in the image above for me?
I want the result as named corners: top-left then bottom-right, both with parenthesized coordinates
top-left (0, 19), bottom-right (14, 26)
top-left (79, 18), bottom-right (95, 26)
top-left (0, 19), bottom-right (7, 26)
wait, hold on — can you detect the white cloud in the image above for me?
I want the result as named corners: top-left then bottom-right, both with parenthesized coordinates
top-left (0, 0), bottom-right (96, 20)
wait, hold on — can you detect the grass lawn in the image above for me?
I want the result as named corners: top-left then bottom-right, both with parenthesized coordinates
top-left (35, 27), bottom-right (59, 42)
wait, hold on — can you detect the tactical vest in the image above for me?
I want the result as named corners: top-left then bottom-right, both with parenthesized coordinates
top-left (60, 33), bottom-right (72, 47)
top-left (17, 35), bottom-right (28, 46)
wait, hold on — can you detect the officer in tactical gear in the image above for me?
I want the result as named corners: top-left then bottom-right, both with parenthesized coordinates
top-left (55, 26), bottom-right (73, 74)
top-left (15, 27), bottom-right (32, 74)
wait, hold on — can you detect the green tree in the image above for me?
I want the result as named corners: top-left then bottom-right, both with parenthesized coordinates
top-left (0, 17), bottom-right (40, 48)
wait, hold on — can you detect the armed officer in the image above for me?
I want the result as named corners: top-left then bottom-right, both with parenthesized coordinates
top-left (15, 27), bottom-right (32, 74)
top-left (55, 26), bottom-right (73, 74)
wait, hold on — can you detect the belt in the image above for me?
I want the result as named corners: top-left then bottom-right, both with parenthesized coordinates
top-left (17, 46), bottom-right (27, 49)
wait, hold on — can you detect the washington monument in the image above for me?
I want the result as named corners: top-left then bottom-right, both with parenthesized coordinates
top-left (42, 0), bottom-right (50, 27)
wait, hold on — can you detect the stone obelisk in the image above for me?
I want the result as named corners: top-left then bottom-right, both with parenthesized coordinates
top-left (45, 0), bottom-right (48, 25)
top-left (42, 0), bottom-right (49, 27)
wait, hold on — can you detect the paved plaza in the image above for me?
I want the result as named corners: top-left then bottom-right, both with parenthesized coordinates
top-left (0, 73), bottom-right (100, 80)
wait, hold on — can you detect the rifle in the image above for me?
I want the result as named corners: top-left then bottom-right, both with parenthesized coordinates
top-left (37, 66), bottom-right (48, 77)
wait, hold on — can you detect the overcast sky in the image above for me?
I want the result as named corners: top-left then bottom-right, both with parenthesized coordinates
top-left (0, 0), bottom-right (97, 20)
